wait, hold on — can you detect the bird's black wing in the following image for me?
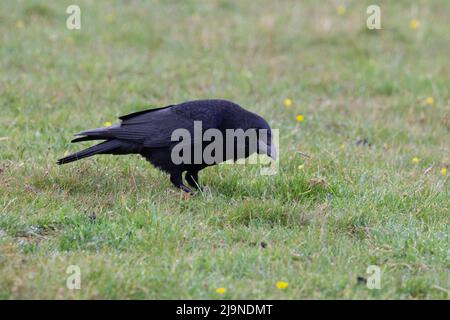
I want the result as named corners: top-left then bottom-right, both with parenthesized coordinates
top-left (112, 104), bottom-right (223, 148)
top-left (118, 105), bottom-right (175, 122)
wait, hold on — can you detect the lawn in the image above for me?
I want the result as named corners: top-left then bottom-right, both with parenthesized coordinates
top-left (0, 0), bottom-right (448, 299)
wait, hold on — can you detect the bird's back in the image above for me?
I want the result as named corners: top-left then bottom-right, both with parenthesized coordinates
top-left (119, 99), bottom-right (242, 125)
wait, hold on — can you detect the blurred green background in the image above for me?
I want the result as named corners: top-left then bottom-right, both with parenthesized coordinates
top-left (0, 0), bottom-right (448, 299)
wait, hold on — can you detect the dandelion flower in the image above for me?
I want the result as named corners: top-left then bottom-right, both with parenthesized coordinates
top-left (409, 19), bottom-right (420, 30)
top-left (441, 167), bottom-right (447, 175)
top-left (425, 97), bottom-right (434, 105)
top-left (411, 157), bottom-right (420, 164)
top-left (16, 20), bottom-right (24, 29)
top-left (104, 121), bottom-right (112, 127)
top-left (105, 13), bottom-right (116, 23)
top-left (298, 164), bottom-right (305, 170)
top-left (296, 114), bottom-right (305, 122)
top-left (65, 37), bottom-right (74, 45)
top-left (276, 281), bottom-right (288, 289)
top-left (216, 287), bottom-right (226, 294)
top-left (191, 14), bottom-right (200, 23)
top-left (336, 5), bottom-right (346, 16)
top-left (283, 98), bottom-right (293, 108)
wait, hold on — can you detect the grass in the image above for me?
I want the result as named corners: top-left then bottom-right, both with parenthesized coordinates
top-left (0, 0), bottom-right (449, 299)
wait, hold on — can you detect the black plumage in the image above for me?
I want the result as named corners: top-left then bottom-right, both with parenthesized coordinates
top-left (57, 99), bottom-right (276, 193)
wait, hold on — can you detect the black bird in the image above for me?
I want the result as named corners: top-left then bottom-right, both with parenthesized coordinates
top-left (57, 99), bottom-right (277, 193)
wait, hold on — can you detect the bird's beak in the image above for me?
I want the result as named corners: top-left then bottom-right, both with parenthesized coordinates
top-left (258, 139), bottom-right (277, 160)
top-left (270, 144), bottom-right (277, 160)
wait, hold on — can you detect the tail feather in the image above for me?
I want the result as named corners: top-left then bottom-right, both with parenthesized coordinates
top-left (71, 136), bottom-right (105, 143)
top-left (76, 124), bottom-right (119, 136)
top-left (71, 125), bottom-right (120, 142)
top-left (57, 139), bottom-right (122, 165)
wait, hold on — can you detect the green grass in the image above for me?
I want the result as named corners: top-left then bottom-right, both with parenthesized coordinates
top-left (0, 0), bottom-right (449, 299)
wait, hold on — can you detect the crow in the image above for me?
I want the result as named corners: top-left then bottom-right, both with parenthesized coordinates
top-left (57, 99), bottom-right (276, 193)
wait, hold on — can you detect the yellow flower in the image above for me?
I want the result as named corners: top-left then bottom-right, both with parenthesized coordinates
top-left (191, 14), bottom-right (200, 23)
top-left (298, 164), bottom-right (305, 170)
top-left (216, 287), bottom-right (226, 294)
top-left (105, 13), bottom-right (116, 23)
top-left (336, 5), bottom-right (346, 16)
top-left (65, 36), bottom-right (74, 45)
top-left (283, 98), bottom-right (293, 108)
top-left (276, 281), bottom-right (288, 289)
top-left (340, 144), bottom-right (346, 150)
top-left (104, 121), bottom-right (112, 127)
top-left (441, 167), bottom-right (447, 175)
top-left (296, 114), bottom-right (305, 122)
top-left (410, 19), bottom-right (420, 30)
top-left (425, 97), bottom-right (434, 105)
top-left (16, 20), bottom-right (24, 29)
top-left (411, 157), bottom-right (420, 164)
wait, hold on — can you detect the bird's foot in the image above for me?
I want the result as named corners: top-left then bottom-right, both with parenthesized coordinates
top-left (187, 182), bottom-right (203, 192)
top-left (170, 172), bottom-right (193, 194)
top-left (179, 184), bottom-right (193, 194)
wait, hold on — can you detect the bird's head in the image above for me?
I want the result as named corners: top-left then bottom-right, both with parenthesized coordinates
top-left (251, 114), bottom-right (277, 160)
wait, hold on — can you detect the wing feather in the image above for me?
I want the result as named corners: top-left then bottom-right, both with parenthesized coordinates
top-left (109, 103), bottom-right (223, 148)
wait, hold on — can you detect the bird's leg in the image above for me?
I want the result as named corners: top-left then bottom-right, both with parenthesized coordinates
top-left (170, 171), bottom-right (192, 193)
top-left (185, 170), bottom-right (201, 190)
